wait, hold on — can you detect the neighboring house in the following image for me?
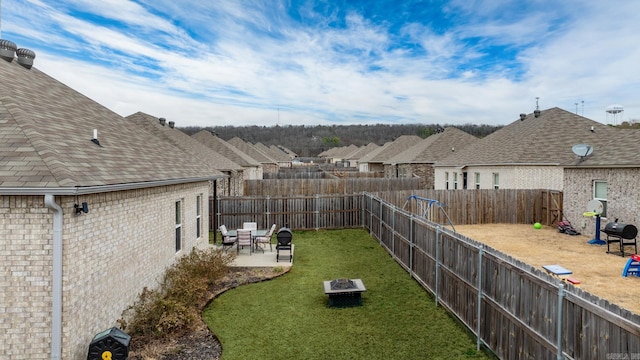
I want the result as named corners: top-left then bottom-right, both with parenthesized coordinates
top-left (274, 144), bottom-right (297, 159)
top-left (346, 142), bottom-right (380, 169)
top-left (433, 108), bottom-right (616, 191)
top-left (227, 137), bottom-right (279, 174)
top-left (384, 128), bottom-right (478, 189)
top-left (562, 129), bottom-right (640, 237)
top-left (254, 142), bottom-right (292, 168)
top-left (126, 112), bottom-right (244, 196)
top-left (0, 42), bottom-right (224, 360)
top-left (192, 130), bottom-right (263, 181)
top-left (318, 145), bottom-right (356, 165)
top-left (358, 135), bottom-right (422, 173)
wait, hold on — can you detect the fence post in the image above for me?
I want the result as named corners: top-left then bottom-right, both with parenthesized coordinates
top-left (435, 225), bottom-right (441, 307)
top-left (266, 195), bottom-right (271, 227)
top-left (370, 195), bottom-right (374, 238)
top-left (556, 283), bottom-right (565, 360)
top-left (216, 196), bottom-right (221, 234)
top-left (379, 199), bottom-right (383, 245)
top-left (476, 245), bottom-right (483, 351)
top-left (392, 206), bottom-right (396, 255)
top-left (409, 214), bottom-right (414, 278)
top-left (314, 194), bottom-right (320, 230)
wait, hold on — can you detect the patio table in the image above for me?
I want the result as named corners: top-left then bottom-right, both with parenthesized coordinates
top-left (227, 229), bottom-right (269, 251)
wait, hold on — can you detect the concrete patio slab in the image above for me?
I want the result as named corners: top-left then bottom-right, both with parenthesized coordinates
top-left (211, 244), bottom-right (294, 268)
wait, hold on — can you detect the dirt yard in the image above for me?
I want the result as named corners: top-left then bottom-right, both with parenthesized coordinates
top-left (454, 223), bottom-right (640, 315)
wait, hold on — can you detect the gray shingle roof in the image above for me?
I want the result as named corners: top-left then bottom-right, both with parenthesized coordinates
top-left (564, 129), bottom-right (640, 167)
top-left (347, 143), bottom-right (380, 161)
top-left (125, 112), bottom-right (243, 172)
top-left (360, 135), bottom-right (422, 163)
top-left (227, 137), bottom-right (277, 164)
top-left (254, 142), bottom-right (291, 162)
top-left (386, 127), bottom-right (478, 164)
top-left (0, 57), bottom-right (224, 190)
top-left (192, 131), bottom-right (260, 167)
top-left (435, 107), bottom-right (620, 167)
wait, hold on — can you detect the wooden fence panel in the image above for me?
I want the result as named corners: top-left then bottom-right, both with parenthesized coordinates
top-left (370, 189), bottom-right (558, 226)
top-left (361, 193), bottom-right (640, 360)
top-left (216, 192), bottom-right (640, 359)
top-left (245, 178), bottom-right (421, 196)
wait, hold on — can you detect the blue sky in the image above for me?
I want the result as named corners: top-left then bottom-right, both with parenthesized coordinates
top-left (2, 0), bottom-right (640, 127)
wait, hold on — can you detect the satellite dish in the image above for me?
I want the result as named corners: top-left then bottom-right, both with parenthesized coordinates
top-left (572, 144), bottom-right (593, 157)
top-left (586, 199), bottom-right (603, 215)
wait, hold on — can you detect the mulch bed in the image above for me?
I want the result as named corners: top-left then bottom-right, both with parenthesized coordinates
top-left (127, 267), bottom-right (287, 360)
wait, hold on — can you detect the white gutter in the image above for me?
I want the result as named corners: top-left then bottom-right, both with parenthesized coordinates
top-left (44, 194), bottom-right (62, 360)
top-left (0, 176), bottom-right (226, 196)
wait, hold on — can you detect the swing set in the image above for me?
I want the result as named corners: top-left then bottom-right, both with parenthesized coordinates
top-left (402, 195), bottom-right (456, 231)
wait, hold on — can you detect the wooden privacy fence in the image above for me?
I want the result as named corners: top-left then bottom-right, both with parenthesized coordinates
top-left (244, 177), bottom-right (420, 196)
top-left (215, 194), bottom-right (362, 232)
top-left (210, 189), bottom-right (561, 232)
top-left (363, 193), bottom-right (640, 360)
top-left (371, 189), bottom-right (559, 226)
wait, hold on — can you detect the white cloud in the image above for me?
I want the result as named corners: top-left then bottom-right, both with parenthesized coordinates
top-left (5, 0), bottom-right (640, 127)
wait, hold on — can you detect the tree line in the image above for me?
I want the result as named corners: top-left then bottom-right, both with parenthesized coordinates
top-left (180, 123), bottom-right (502, 157)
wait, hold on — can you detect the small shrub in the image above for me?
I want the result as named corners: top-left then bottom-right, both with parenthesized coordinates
top-left (119, 247), bottom-right (235, 339)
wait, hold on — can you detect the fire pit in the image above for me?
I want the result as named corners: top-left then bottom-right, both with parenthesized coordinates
top-left (323, 278), bottom-right (366, 308)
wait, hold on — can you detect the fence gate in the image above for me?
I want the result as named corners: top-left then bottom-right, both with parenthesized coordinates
top-left (541, 190), bottom-right (563, 226)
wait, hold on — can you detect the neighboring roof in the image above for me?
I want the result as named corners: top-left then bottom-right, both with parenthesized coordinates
top-left (330, 144), bottom-right (359, 160)
top-left (319, 146), bottom-right (344, 158)
top-left (273, 145), bottom-right (297, 159)
top-left (227, 137), bottom-right (277, 165)
top-left (347, 143), bottom-right (380, 162)
top-left (563, 129), bottom-right (640, 168)
top-left (386, 127), bottom-right (478, 164)
top-left (254, 142), bottom-right (291, 162)
top-left (269, 144), bottom-right (294, 161)
top-left (125, 112), bottom-right (243, 172)
top-left (0, 54), bottom-right (224, 192)
top-left (361, 135), bottom-right (423, 163)
top-left (192, 131), bottom-right (260, 168)
top-left (435, 107), bottom-right (619, 167)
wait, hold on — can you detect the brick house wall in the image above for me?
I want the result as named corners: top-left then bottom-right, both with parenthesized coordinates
top-left (213, 172), bottom-right (244, 196)
top-left (435, 165), bottom-right (563, 190)
top-left (261, 163), bottom-right (279, 174)
top-left (1, 181), bottom-right (210, 360)
top-left (384, 163), bottom-right (435, 189)
top-left (564, 168), bottom-right (640, 238)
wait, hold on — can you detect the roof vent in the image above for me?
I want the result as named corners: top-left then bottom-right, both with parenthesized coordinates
top-left (534, 109), bottom-right (541, 118)
top-left (168, 121), bottom-right (175, 128)
top-left (519, 113), bottom-right (526, 121)
top-left (0, 39), bottom-right (17, 62)
top-left (16, 48), bottom-right (36, 69)
top-left (159, 117), bottom-right (166, 126)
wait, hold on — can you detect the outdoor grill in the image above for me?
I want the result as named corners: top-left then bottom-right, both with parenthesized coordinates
top-left (276, 226), bottom-right (293, 262)
top-left (602, 221), bottom-right (638, 257)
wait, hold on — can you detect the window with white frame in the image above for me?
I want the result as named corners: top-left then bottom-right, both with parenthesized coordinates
top-left (196, 194), bottom-right (202, 239)
top-left (445, 172), bottom-right (449, 190)
top-left (593, 180), bottom-right (607, 217)
top-left (475, 172), bottom-right (480, 189)
top-left (492, 173), bottom-right (499, 189)
top-left (453, 172), bottom-right (458, 189)
top-left (175, 200), bottom-right (183, 252)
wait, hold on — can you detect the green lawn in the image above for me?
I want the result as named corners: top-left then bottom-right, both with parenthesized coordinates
top-left (203, 229), bottom-right (490, 360)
